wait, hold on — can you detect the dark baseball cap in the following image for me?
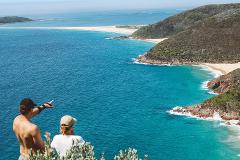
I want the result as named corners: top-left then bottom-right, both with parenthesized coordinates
top-left (19, 98), bottom-right (37, 114)
top-left (20, 98), bottom-right (37, 108)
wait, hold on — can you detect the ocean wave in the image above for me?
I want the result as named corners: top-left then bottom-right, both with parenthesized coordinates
top-left (168, 107), bottom-right (240, 127)
top-left (105, 37), bottom-right (114, 40)
top-left (201, 80), bottom-right (210, 90)
top-left (207, 91), bottom-right (219, 95)
top-left (200, 79), bottom-right (220, 95)
top-left (194, 64), bottom-right (222, 94)
top-left (196, 65), bottom-right (223, 78)
top-left (168, 107), bottom-right (223, 121)
top-left (200, 80), bottom-right (218, 95)
top-left (132, 57), bottom-right (175, 66)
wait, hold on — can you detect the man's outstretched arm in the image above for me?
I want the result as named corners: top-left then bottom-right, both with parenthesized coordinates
top-left (32, 101), bottom-right (53, 117)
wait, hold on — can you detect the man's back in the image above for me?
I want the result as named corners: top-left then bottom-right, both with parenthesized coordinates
top-left (13, 98), bottom-right (53, 159)
top-left (13, 115), bottom-right (44, 157)
top-left (51, 134), bottom-right (85, 157)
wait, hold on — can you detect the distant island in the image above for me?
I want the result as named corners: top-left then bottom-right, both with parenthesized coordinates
top-left (131, 3), bottom-right (240, 123)
top-left (0, 16), bottom-right (33, 24)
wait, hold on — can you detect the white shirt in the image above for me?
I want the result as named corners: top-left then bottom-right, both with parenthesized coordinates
top-left (51, 134), bottom-right (85, 157)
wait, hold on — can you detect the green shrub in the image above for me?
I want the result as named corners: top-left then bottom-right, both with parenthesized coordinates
top-left (29, 133), bottom-right (147, 160)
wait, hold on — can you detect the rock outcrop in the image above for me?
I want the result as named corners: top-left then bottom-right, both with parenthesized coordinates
top-left (207, 69), bottom-right (240, 94)
top-left (172, 69), bottom-right (240, 120)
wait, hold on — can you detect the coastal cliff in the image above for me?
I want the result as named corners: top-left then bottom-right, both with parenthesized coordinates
top-left (172, 69), bottom-right (240, 121)
top-left (0, 16), bottom-right (32, 24)
top-left (133, 3), bottom-right (240, 64)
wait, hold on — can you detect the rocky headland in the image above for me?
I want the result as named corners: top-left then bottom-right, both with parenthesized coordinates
top-left (129, 3), bottom-right (240, 124)
top-left (171, 69), bottom-right (240, 122)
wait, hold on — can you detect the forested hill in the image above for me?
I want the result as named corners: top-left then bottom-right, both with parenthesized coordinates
top-left (132, 3), bottom-right (240, 39)
top-left (136, 3), bottom-right (240, 64)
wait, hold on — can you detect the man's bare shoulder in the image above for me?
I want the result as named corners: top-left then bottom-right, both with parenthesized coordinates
top-left (13, 115), bottom-right (25, 130)
top-left (14, 115), bottom-right (31, 125)
top-left (13, 115), bottom-right (38, 132)
top-left (30, 125), bottom-right (41, 136)
top-left (13, 115), bottom-right (22, 123)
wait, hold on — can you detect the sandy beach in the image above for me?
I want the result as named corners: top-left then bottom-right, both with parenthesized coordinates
top-left (0, 26), bottom-right (166, 44)
top-left (133, 38), bottom-right (168, 44)
top-left (60, 26), bottom-right (138, 35)
top-left (202, 62), bottom-right (240, 75)
top-left (55, 26), bottom-right (167, 43)
top-left (0, 26), bottom-right (137, 34)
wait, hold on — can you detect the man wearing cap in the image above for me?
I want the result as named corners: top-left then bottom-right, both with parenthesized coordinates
top-left (51, 115), bottom-right (85, 158)
top-left (13, 98), bottom-right (54, 160)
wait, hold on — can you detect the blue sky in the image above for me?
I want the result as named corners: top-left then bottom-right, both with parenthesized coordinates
top-left (0, 0), bottom-right (240, 15)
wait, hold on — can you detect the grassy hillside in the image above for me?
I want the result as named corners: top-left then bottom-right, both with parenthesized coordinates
top-left (132, 3), bottom-right (240, 38)
top-left (140, 6), bottom-right (240, 64)
top-left (0, 16), bottom-right (32, 24)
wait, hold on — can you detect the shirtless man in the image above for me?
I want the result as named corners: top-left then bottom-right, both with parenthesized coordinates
top-left (13, 98), bottom-right (53, 160)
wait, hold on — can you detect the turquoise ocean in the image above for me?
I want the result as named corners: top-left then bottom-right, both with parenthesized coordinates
top-left (1, 9), bottom-right (240, 159)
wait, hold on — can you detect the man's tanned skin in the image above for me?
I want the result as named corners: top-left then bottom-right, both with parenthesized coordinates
top-left (13, 99), bottom-right (53, 158)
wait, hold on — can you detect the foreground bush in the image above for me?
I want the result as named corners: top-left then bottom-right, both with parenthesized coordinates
top-left (29, 133), bottom-right (147, 160)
